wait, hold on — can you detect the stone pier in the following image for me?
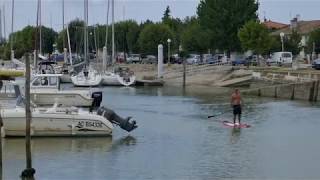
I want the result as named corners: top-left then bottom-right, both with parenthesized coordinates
top-left (243, 80), bottom-right (320, 102)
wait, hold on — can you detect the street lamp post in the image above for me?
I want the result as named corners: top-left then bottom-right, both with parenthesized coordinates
top-left (167, 38), bottom-right (171, 65)
top-left (280, 32), bottom-right (285, 52)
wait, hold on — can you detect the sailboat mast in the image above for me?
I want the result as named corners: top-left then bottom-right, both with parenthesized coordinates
top-left (3, 5), bottom-right (6, 41)
top-left (62, 0), bottom-right (65, 48)
top-left (112, 0), bottom-right (115, 64)
top-left (39, 0), bottom-right (42, 55)
top-left (10, 0), bottom-right (14, 56)
top-left (0, 9), bottom-right (2, 41)
top-left (84, 0), bottom-right (89, 64)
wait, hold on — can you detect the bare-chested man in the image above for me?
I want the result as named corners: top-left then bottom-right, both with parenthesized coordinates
top-left (231, 89), bottom-right (242, 125)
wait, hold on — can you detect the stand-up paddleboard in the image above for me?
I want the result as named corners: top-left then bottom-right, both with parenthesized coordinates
top-left (222, 121), bottom-right (251, 128)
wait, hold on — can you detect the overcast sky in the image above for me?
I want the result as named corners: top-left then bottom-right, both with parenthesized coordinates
top-left (1, 0), bottom-right (320, 37)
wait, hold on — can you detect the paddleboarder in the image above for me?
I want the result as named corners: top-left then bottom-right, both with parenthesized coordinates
top-left (231, 89), bottom-right (242, 125)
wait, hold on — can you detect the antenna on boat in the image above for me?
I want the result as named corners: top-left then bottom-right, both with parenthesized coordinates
top-left (111, 0), bottom-right (115, 64)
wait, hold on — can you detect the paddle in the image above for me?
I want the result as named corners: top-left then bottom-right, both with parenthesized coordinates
top-left (207, 110), bottom-right (231, 118)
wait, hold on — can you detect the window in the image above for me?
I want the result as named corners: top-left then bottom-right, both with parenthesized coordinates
top-left (49, 77), bottom-right (58, 86)
top-left (282, 53), bottom-right (291, 58)
top-left (32, 78), bottom-right (41, 86)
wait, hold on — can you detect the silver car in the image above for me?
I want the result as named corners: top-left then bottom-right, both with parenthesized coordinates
top-left (127, 54), bottom-right (141, 63)
top-left (186, 54), bottom-right (201, 64)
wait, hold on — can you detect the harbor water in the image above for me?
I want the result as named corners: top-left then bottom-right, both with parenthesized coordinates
top-left (1, 86), bottom-right (320, 179)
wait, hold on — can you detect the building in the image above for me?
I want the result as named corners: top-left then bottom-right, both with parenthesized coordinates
top-left (262, 20), bottom-right (288, 31)
top-left (271, 17), bottom-right (320, 59)
top-left (272, 18), bottom-right (320, 37)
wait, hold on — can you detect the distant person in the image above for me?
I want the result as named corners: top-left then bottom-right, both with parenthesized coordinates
top-left (231, 89), bottom-right (242, 125)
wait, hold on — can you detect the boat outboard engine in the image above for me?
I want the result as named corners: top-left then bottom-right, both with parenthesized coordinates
top-left (89, 91), bottom-right (103, 112)
top-left (97, 106), bottom-right (137, 132)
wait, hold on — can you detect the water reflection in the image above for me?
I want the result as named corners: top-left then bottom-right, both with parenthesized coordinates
top-left (2, 137), bottom-right (113, 179)
top-left (230, 128), bottom-right (241, 144)
top-left (111, 136), bottom-right (137, 149)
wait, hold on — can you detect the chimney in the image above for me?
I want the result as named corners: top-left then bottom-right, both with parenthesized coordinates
top-left (290, 15), bottom-right (300, 30)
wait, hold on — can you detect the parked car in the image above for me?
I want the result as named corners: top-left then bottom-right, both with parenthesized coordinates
top-left (141, 55), bottom-right (157, 64)
top-left (127, 54), bottom-right (141, 63)
top-left (312, 58), bottom-right (320, 70)
top-left (232, 57), bottom-right (248, 66)
top-left (267, 52), bottom-right (292, 66)
top-left (186, 54), bottom-right (201, 64)
top-left (202, 54), bottom-right (213, 63)
top-left (245, 55), bottom-right (258, 66)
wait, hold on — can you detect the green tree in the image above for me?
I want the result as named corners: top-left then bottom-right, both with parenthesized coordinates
top-left (197, 0), bottom-right (258, 52)
top-left (238, 20), bottom-right (273, 55)
top-left (307, 28), bottom-right (320, 54)
top-left (40, 26), bottom-right (58, 53)
top-left (138, 23), bottom-right (174, 55)
top-left (161, 6), bottom-right (184, 54)
top-left (284, 30), bottom-right (301, 55)
top-left (181, 19), bottom-right (210, 54)
top-left (56, 19), bottom-right (85, 53)
top-left (162, 6), bottom-right (171, 22)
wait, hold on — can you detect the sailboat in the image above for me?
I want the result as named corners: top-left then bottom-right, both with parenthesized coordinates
top-left (100, 0), bottom-right (135, 86)
top-left (71, 0), bottom-right (102, 87)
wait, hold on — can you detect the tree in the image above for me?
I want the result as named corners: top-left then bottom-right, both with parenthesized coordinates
top-left (56, 19), bottom-right (85, 53)
top-left (161, 6), bottom-right (184, 54)
top-left (138, 23), bottom-right (174, 55)
top-left (285, 30), bottom-right (301, 55)
top-left (162, 6), bottom-right (171, 22)
top-left (181, 19), bottom-right (210, 54)
top-left (197, 0), bottom-right (258, 52)
top-left (307, 28), bottom-right (320, 54)
top-left (40, 26), bottom-right (58, 53)
top-left (238, 20), bottom-right (273, 55)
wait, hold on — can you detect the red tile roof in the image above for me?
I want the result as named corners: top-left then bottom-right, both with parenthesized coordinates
top-left (272, 20), bottom-right (320, 35)
top-left (262, 20), bottom-right (288, 30)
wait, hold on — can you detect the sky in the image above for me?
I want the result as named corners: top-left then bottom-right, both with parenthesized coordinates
top-left (0, 0), bottom-right (320, 38)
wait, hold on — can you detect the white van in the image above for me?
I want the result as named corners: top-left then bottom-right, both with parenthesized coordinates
top-left (267, 52), bottom-right (293, 66)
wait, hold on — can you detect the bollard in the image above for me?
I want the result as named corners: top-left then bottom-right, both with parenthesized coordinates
top-left (158, 44), bottom-right (163, 79)
top-left (309, 81), bottom-right (316, 102)
top-left (313, 80), bottom-right (319, 102)
top-left (291, 85), bottom-right (295, 100)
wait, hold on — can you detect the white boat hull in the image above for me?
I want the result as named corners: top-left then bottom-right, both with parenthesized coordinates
top-left (116, 74), bottom-right (136, 86)
top-left (60, 74), bottom-right (72, 83)
top-left (1, 108), bottom-right (113, 137)
top-left (101, 73), bottom-right (136, 86)
top-left (30, 90), bottom-right (93, 106)
top-left (71, 72), bottom-right (102, 87)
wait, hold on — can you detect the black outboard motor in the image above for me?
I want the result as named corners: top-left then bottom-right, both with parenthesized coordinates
top-left (89, 91), bottom-right (103, 112)
top-left (97, 106), bottom-right (137, 132)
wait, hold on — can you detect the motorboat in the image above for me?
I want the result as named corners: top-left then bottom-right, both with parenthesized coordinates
top-left (30, 74), bottom-right (101, 106)
top-left (0, 103), bottom-right (113, 137)
top-left (0, 74), bottom-right (100, 107)
top-left (101, 67), bottom-right (136, 86)
top-left (71, 67), bottom-right (102, 87)
top-left (0, 98), bottom-right (137, 137)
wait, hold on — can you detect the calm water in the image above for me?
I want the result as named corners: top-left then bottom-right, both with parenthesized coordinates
top-left (1, 86), bottom-right (320, 179)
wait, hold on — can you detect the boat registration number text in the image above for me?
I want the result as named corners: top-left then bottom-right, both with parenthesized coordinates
top-left (76, 121), bottom-right (103, 128)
